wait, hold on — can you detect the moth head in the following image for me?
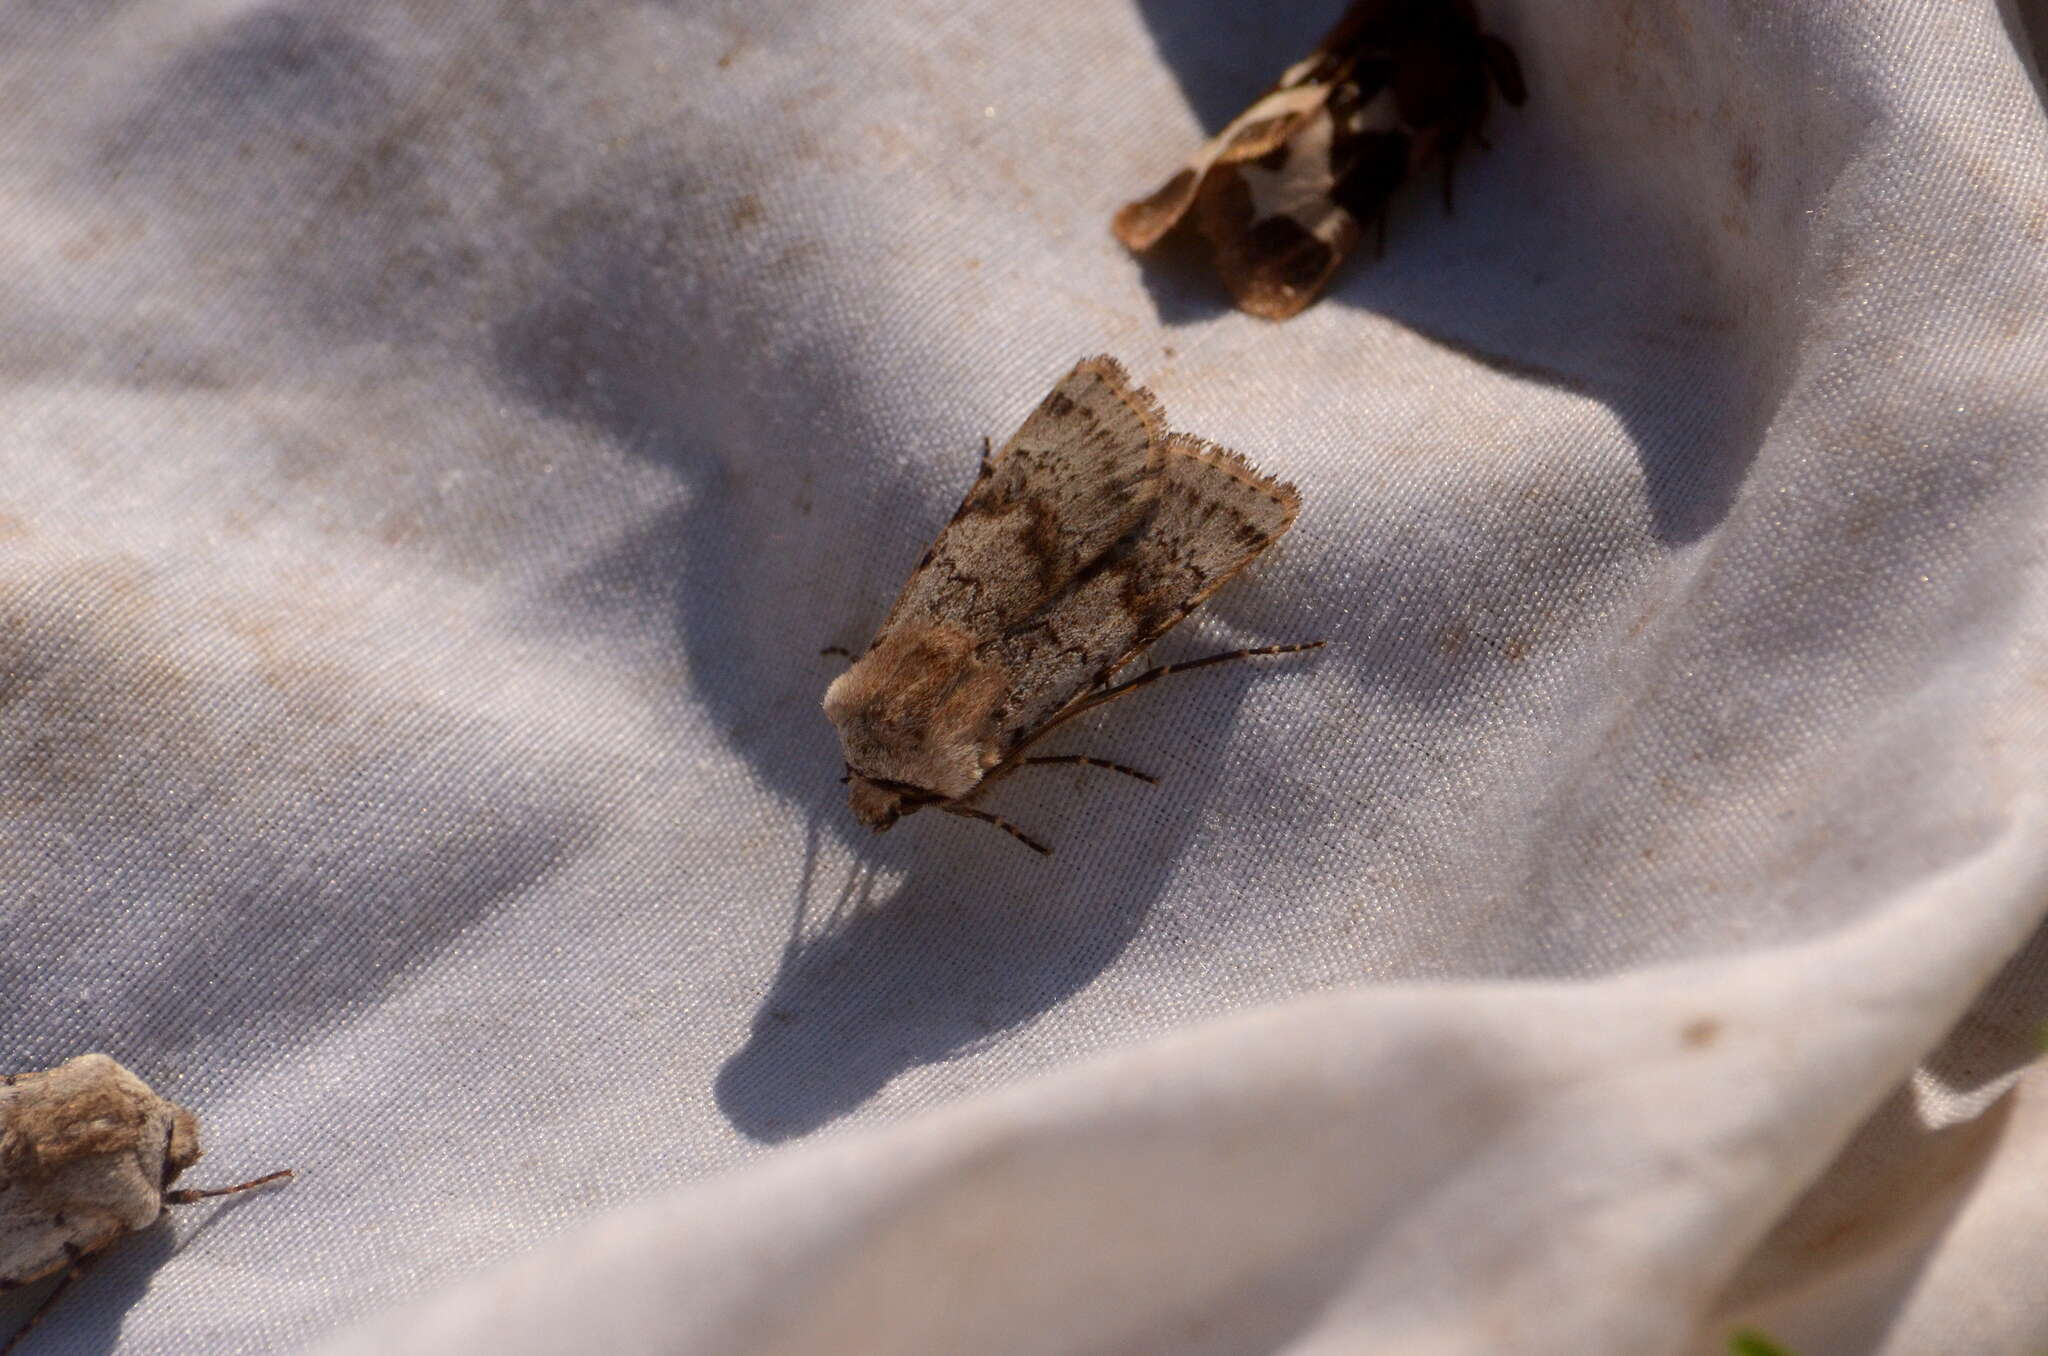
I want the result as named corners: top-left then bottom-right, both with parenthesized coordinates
top-left (822, 625), bottom-right (1006, 807)
top-left (163, 1105), bottom-right (203, 1187)
top-left (845, 773), bottom-right (917, 832)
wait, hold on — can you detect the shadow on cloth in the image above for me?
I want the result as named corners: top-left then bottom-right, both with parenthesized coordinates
top-left (0, 1230), bottom-right (170, 1356)
top-left (1704, 1080), bottom-right (2018, 1350)
top-left (1127, 0), bottom-right (1819, 545)
top-left (0, 1181), bottom-right (277, 1355)
top-left (1918, 915), bottom-right (2048, 1105)
top-left (704, 618), bottom-right (1296, 1142)
top-left (487, 159), bottom-right (1301, 1139)
top-left (0, 584), bottom-right (599, 1076)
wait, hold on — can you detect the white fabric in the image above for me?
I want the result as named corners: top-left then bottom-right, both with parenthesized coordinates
top-left (2, 1), bottom-right (2044, 1353)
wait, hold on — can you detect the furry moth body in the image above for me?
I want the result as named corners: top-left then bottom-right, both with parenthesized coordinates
top-left (0, 1055), bottom-right (290, 1354)
top-left (824, 356), bottom-right (1317, 854)
top-left (1114, 0), bottom-right (1526, 320)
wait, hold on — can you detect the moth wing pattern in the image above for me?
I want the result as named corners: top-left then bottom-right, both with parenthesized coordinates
top-left (825, 355), bottom-right (1309, 844)
top-left (0, 1056), bottom-right (191, 1289)
top-left (880, 356), bottom-right (1166, 639)
top-left (986, 433), bottom-right (1301, 749)
top-left (1188, 91), bottom-right (1381, 321)
top-left (1114, 0), bottom-right (1526, 320)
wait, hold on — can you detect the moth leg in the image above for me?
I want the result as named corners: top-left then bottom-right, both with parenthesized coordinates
top-left (996, 641), bottom-right (1325, 776)
top-left (1071, 641), bottom-right (1326, 721)
top-left (1014, 755), bottom-right (1158, 785)
top-left (1483, 36), bottom-right (1528, 107)
top-left (978, 435), bottom-right (994, 477)
top-left (1, 1254), bottom-right (100, 1356)
top-left (164, 1168), bottom-right (294, 1204)
top-left (1441, 117), bottom-right (1485, 212)
top-left (941, 803), bottom-right (1052, 855)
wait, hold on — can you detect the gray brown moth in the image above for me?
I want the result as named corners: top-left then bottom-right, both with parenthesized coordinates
top-left (824, 355), bottom-right (1317, 854)
top-left (1114, 0), bottom-right (1526, 320)
top-left (0, 1055), bottom-right (290, 1354)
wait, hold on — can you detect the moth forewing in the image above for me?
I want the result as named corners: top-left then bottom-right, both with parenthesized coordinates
top-left (0, 1054), bottom-right (290, 1351)
top-left (825, 357), bottom-right (1165, 814)
top-left (878, 355), bottom-right (1166, 641)
top-left (824, 357), bottom-right (1315, 853)
top-left (1195, 100), bottom-right (1372, 321)
top-left (1111, 81), bottom-right (1333, 253)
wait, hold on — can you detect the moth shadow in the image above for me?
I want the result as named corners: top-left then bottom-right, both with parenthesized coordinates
top-left (720, 604), bottom-right (1324, 1137)
top-left (0, 1226), bottom-right (172, 1356)
top-left (710, 825), bottom-right (1133, 1141)
top-left (1131, 226), bottom-right (1237, 328)
top-left (1131, 0), bottom-right (1811, 546)
top-left (711, 631), bottom-right (1295, 1143)
top-left (7, 1184), bottom-right (277, 1353)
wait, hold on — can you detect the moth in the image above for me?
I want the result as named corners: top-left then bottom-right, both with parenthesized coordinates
top-left (824, 355), bottom-right (1318, 854)
top-left (0, 1054), bottom-right (291, 1354)
top-left (1113, 0), bottom-right (1527, 320)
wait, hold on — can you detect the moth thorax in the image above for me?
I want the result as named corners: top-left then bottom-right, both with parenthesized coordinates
top-left (823, 624), bottom-right (1007, 802)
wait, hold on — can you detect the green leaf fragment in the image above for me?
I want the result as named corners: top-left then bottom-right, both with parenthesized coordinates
top-left (1729, 1330), bottom-right (1797, 1356)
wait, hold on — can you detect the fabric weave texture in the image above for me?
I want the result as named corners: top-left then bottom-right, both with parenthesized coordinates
top-left (1, 2), bottom-right (2045, 1353)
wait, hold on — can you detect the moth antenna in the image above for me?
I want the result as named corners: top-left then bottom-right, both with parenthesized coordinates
top-left (941, 804), bottom-right (1051, 855)
top-left (819, 645), bottom-right (854, 660)
top-left (163, 1168), bottom-right (294, 1205)
top-left (1015, 755), bottom-right (1158, 785)
top-left (0, 1256), bottom-right (97, 1356)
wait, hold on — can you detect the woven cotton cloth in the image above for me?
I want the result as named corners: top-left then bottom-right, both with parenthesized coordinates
top-left (3, 2), bottom-right (2045, 1353)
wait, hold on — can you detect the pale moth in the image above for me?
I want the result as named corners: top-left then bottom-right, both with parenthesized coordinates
top-left (0, 1055), bottom-right (290, 1354)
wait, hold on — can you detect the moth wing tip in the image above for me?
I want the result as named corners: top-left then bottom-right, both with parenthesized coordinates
top-left (1162, 433), bottom-right (1299, 500)
top-left (1113, 166), bottom-right (1202, 250)
top-left (1109, 204), bottom-right (1155, 250)
top-left (1072, 353), bottom-right (1136, 391)
top-left (1068, 355), bottom-right (1167, 442)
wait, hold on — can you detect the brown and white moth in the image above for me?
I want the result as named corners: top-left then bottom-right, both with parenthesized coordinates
top-left (0, 1055), bottom-right (290, 1355)
top-left (1113, 0), bottom-right (1527, 320)
top-left (824, 356), bottom-right (1317, 855)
